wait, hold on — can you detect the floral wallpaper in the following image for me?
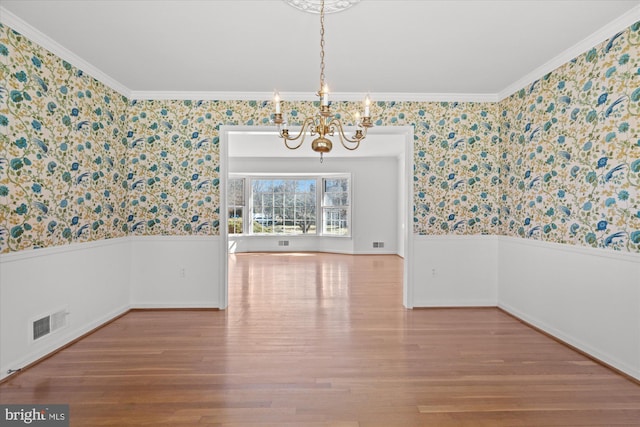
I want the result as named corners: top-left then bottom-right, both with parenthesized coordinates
top-left (500, 22), bottom-right (640, 252)
top-left (124, 100), bottom-right (224, 236)
top-left (112, 98), bottom-right (503, 240)
top-left (1, 23), bottom-right (128, 253)
top-left (409, 101), bottom-right (502, 235)
top-left (0, 19), bottom-right (638, 254)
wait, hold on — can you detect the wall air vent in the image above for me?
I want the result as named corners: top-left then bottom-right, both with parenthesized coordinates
top-left (31, 309), bottom-right (69, 342)
top-left (32, 316), bottom-right (50, 341)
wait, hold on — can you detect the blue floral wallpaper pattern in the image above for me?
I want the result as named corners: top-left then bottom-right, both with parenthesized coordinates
top-left (0, 20), bottom-right (638, 254)
top-left (500, 22), bottom-right (640, 252)
top-left (1, 24), bottom-right (129, 252)
top-left (125, 100), bottom-right (224, 236)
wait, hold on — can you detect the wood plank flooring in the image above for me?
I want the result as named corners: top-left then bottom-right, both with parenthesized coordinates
top-left (1, 252), bottom-right (640, 426)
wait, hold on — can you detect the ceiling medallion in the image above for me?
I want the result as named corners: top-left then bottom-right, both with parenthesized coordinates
top-left (284, 0), bottom-right (361, 14)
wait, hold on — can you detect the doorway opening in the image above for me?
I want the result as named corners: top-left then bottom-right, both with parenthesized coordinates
top-left (218, 126), bottom-right (415, 309)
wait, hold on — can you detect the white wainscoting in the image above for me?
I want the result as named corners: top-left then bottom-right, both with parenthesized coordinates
top-left (498, 236), bottom-right (640, 380)
top-left (0, 238), bottom-right (131, 381)
top-left (129, 236), bottom-right (223, 308)
top-left (2, 233), bottom-right (639, 381)
top-left (0, 235), bottom-right (225, 381)
top-left (410, 235), bottom-right (499, 307)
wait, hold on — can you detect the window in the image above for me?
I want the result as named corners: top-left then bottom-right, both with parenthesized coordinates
top-left (228, 174), bottom-right (350, 236)
top-left (322, 177), bottom-right (350, 236)
top-left (252, 178), bottom-right (316, 234)
top-left (227, 177), bottom-right (245, 234)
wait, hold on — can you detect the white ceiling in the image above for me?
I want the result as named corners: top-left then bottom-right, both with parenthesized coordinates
top-left (2, 0), bottom-right (639, 100)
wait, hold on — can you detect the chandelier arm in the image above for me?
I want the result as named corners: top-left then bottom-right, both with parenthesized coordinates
top-left (280, 117), bottom-right (317, 150)
top-left (328, 118), bottom-right (366, 150)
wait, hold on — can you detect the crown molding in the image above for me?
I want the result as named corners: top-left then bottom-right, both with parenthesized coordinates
top-left (0, 6), bottom-right (497, 105)
top-left (2, 4), bottom-right (639, 105)
top-left (0, 6), bottom-right (131, 97)
top-left (128, 90), bottom-right (499, 103)
top-left (497, 4), bottom-right (640, 101)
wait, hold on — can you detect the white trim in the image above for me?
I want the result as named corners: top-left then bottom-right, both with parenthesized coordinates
top-left (219, 125), bottom-right (230, 310)
top-left (413, 299), bottom-right (497, 308)
top-left (130, 303), bottom-right (219, 309)
top-left (221, 125), bottom-right (415, 308)
top-left (499, 301), bottom-right (640, 381)
top-left (0, 6), bottom-right (131, 97)
top-left (3, 234), bottom-right (637, 263)
top-left (497, 4), bottom-right (640, 101)
top-left (0, 235), bottom-right (224, 263)
top-left (413, 234), bottom-right (500, 242)
top-left (497, 235), bottom-right (640, 264)
top-left (401, 126), bottom-right (415, 309)
top-left (0, 237), bottom-right (130, 263)
top-left (413, 234), bottom-right (640, 263)
top-left (128, 90), bottom-right (498, 103)
top-left (130, 235), bottom-right (220, 243)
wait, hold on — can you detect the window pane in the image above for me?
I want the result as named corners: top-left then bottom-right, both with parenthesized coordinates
top-left (228, 178), bottom-right (245, 234)
top-left (323, 178), bottom-right (349, 207)
top-left (228, 207), bottom-right (243, 234)
top-left (228, 178), bottom-right (244, 205)
top-left (250, 178), bottom-right (316, 235)
top-left (323, 208), bottom-right (348, 236)
top-left (323, 192), bottom-right (349, 206)
top-left (324, 178), bottom-right (348, 192)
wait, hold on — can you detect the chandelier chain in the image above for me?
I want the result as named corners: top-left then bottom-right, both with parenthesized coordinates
top-left (319, 0), bottom-right (325, 91)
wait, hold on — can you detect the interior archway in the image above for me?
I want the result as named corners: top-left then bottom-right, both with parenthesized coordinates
top-left (218, 125), bottom-right (415, 309)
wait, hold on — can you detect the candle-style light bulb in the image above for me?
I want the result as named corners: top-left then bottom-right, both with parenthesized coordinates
top-left (364, 95), bottom-right (371, 117)
top-left (274, 92), bottom-right (281, 114)
top-left (354, 111), bottom-right (361, 125)
top-left (322, 84), bottom-right (329, 106)
top-left (282, 115), bottom-right (288, 130)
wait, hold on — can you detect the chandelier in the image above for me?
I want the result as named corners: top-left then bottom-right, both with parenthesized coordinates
top-left (273, 0), bottom-right (373, 162)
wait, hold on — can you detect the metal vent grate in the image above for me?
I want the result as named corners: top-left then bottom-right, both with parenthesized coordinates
top-left (33, 316), bottom-right (50, 340)
top-left (32, 309), bottom-right (68, 341)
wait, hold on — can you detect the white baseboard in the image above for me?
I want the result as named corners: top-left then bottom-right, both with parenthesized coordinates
top-left (412, 299), bottom-right (497, 308)
top-left (498, 236), bottom-right (640, 381)
top-left (499, 301), bottom-right (640, 380)
top-left (1, 304), bottom-right (129, 381)
top-left (130, 303), bottom-right (219, 309)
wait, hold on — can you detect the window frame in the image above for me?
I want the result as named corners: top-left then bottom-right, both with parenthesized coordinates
top-left (228, 173), bottom-right (351, 237)
top-left (320, 176), bottom-right (351, 237)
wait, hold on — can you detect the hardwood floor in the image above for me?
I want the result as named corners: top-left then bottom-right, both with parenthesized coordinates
top-left (1, 252), bottom-right (639, 426)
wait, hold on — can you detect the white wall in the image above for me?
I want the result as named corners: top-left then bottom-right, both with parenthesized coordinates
top-left (0, 238), bottom-right (131, 381)
top-left (0, 235), bottom-right (226, 381)
top-left (228, 156), bottom-right (400, 255)
top-left (410, 234), bottom-right (640, 380)
top-left (498, 236), bottom-right (640, 380)
top-left (129, 236), bottom-right (222, 308)
top-left (410, 235), bottom-right (499, 307)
